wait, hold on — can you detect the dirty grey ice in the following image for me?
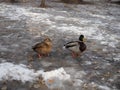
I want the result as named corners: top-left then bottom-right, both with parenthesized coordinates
top-left (0, 0), bottom-right (120, 90)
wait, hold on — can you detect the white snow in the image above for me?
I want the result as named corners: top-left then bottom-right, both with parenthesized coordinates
top-left (73, 79), bottom-right (83, 86)
top-left (88, 82), bottom-right (111, 90)
top-left (55, 16), bottom-right (65, 20)
top-left (84, 61), bottom-right (92, 65)
top-left (0, 62), bottom-right (43, 83)
top-left (42, 68), bottom-right (70, 81)
top-left (99, 85), bottom-right (111, 90)
top-left (0, 62), bottom-right (71, 89)
top-left (0, 62), bottom-right (87, 89)
top-left (40, 61), bottom-right (53, 67)
top-left (42, 68), bottom-right (71, 89)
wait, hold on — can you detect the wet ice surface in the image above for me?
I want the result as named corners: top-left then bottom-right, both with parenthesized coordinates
top-left (0, 1), bottom-right (120, 90)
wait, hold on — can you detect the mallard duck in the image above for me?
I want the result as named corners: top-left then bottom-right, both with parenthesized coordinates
top-left (32, 37), bottom-right (52, 58)
top-left (64, 35), bottom-right (86, 58)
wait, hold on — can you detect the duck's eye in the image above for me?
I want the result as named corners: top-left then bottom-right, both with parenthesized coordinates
top-left (45, 38), bottom-right (51, 41)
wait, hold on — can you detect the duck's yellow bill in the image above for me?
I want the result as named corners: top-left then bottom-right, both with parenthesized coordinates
top-left (83, 38), bottom-right (87, 42)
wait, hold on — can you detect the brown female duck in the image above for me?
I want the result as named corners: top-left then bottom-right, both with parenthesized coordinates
top-left (32, 38), bottom-right (52, 58)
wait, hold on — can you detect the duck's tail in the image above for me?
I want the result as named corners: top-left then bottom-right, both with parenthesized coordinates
top-left (32, 46), bottom-right (36, 51)
top-left (63, 44), bottom-right (66, 50)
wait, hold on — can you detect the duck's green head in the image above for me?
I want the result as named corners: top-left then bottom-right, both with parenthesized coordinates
top-left (79, 35), bottom-right (84, 41)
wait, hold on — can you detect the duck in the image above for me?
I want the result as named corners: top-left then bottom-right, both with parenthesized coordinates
top-left (32, 37), bottom-right (52, 58)
top-left (64, 35), bottom-right (87, 58)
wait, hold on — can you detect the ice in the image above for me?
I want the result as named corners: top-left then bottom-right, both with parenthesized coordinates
top-left (0, 1), bottom-right (120, 90)
top-left (0, 4), bottom-right (119, 49)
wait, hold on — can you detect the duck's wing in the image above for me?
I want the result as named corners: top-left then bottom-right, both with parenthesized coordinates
top-left (32, 42), bottom-right (46, 50)
top-left (64, 41), bottom-right (79, 48)
top-left (64, 41), bottom-right (81, 53)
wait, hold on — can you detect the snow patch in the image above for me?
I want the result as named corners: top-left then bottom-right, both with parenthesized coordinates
top-left (42, 68), bottom-right (70, 81)
top-left (73, 79), bottom-right (83, 87)
top-left (84, 61), bottom-right (92, 65)
top-left (40, 61), bottom-right (52, 67)
top-left (55, 16), bottom-right (65, 20)
top-left (0, 62), bottom-right (43, 83)
top-left (99, 85), bottom-right (111, 90)
top-left (0, 62), bottom-right (71, 89)
top-left (42, 68), bottom-right (71, 89)
top-left (89, 82), bottom-right (111, 90)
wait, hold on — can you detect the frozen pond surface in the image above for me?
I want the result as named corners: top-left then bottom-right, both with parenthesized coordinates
top-left (0, 1), bottom-right (120, 90)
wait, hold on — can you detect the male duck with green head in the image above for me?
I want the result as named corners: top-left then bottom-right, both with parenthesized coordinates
top-left (64, 35), bottom-right (87, 58)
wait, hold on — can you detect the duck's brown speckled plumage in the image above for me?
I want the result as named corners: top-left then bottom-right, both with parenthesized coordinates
top-left (32, 38), bottom-right (52, 57)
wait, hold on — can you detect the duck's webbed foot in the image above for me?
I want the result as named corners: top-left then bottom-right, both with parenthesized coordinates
top-left (71, 52), bottom-right (80, 58)
top-left (71, 52), bottom-right (77, 58)
top-left (42, 53), bottom-right (50, 57)
top-left (38, 54), bottom-right (42, 58)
